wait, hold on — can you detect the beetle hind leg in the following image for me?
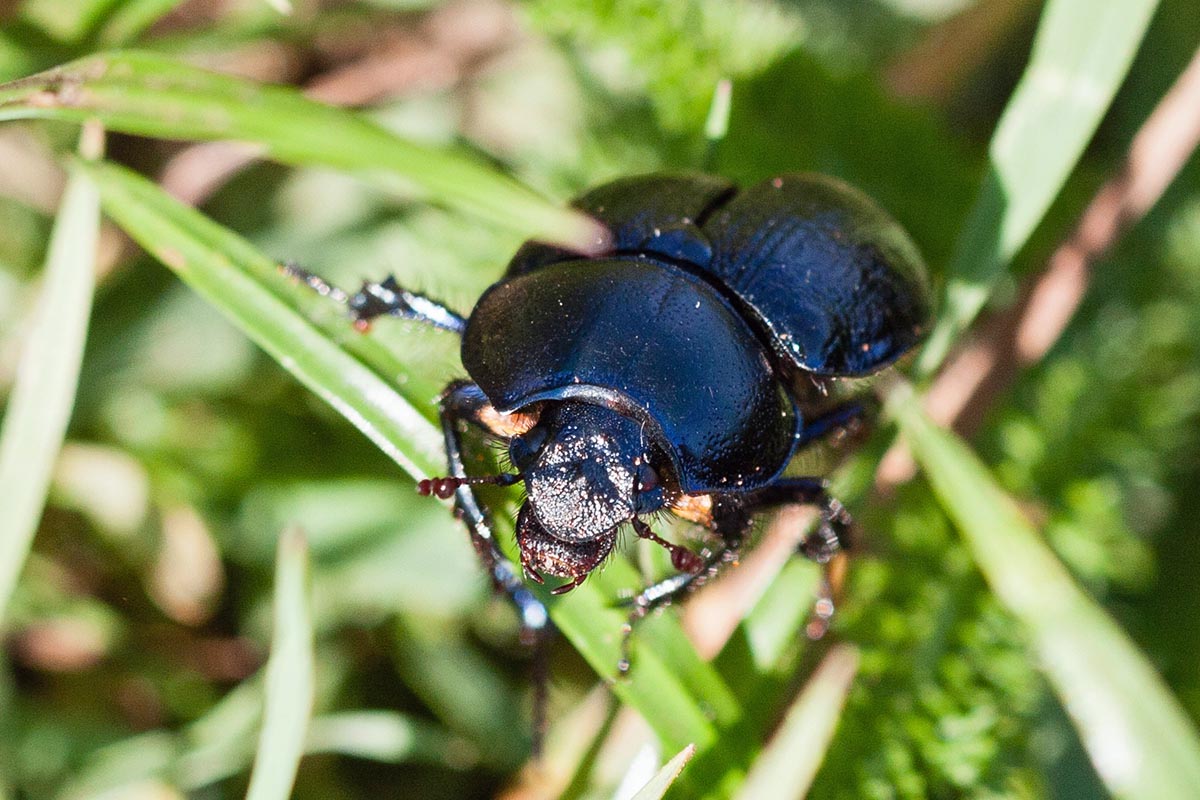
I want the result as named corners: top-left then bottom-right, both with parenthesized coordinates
top-left (281, 262), bottom-right (466, 335)
top-left (745, 477), bottom-right (854, 639)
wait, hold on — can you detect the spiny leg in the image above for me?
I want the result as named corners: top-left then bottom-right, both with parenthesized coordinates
top-left (745, 477), bottom-right (853, 639)
top-left (619, 503), bottom-right (751, 674)
top-left (284, 264), bottom-right (551, 749)
top-left (281, 262), bottom-right (466, 334)
top-left (744, 478), bottom-right (849, 558)
top-left (436, 381), bottom-right (555, 752)
top-left (619, 476), bottom-right (853, 673)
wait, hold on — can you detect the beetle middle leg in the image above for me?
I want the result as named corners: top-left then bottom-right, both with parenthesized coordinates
top-left (619, 477), bottom-right (852, 671)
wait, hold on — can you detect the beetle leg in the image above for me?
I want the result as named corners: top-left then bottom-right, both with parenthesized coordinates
top-left (795, 401), bottom-right (865, 449)
top-left (744, 477), bottom-right (852, 562)
top-left (618, 502), bottom-right (752, 674)
top-left (743, 477), bottom-right (853, 638)
top-left (437, 381), bottom-right (551, 752)
top-left (281, 262), bottom-right (466, 335)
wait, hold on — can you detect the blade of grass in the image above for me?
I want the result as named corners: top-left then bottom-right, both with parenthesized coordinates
top-left (304, 710), bottom-right (477, 768)
top-left (0, 125), bottom-right (101, 625)
top-left (62, 682), bottom-right (472, 799)
top-left (630, 744), bottom-right (696, 800)
top-left (889, 382), bottom-right (1200, 799)
top-left (245, 527), bottom-right (314, 800)
top-left (734, 644), bottom-right (859, 800)
top-left (0, 51), bottom-right (604, 250)
top-left (916, 0), bottom-right (1161, 375)
top-left (95, 0), bottom-right (191, 47)
top-left (391, 615), bottom-right (531, 768)
top-left (79, 159), bottom-right (737, 757)
top-left (77, 158), bottom-right (447, 476)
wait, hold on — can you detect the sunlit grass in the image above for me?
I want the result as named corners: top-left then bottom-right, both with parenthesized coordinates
top-left (0, 0), bottom-right (1196, 797)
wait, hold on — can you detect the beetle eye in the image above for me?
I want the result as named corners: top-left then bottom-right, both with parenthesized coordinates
top-left (634, 462), bottom-right (659, 494)
top-left (510, 426), bottom-right (549, 469)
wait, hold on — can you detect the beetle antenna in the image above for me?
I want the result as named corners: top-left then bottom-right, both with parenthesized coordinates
top-left (417, 473), bottom-right (523, 500)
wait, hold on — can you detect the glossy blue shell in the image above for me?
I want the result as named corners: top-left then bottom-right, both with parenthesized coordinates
top-left (704, 174), bottom-right (929, 375)
top-left (508, 173), bottom-right (930, 376)
top-left (462, 258), bottom-right (798, 493)
top-left (461, 172), bottom-right (929, 493)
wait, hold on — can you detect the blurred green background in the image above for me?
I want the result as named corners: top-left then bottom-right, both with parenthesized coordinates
top-left (1, 0), bottom-right (1199, 798)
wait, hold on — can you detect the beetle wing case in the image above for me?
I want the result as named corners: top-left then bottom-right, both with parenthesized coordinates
top-left (462, 258), bottom-right (799, 493)
top-left (506, 173), bottom-right (734, 276)
top-left (704, 174), bottom-right (930, 376)
top-left (508, 173), bottom-right (930, 379)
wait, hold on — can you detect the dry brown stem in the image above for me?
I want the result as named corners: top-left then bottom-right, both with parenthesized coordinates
top-left (876, 45), bottom-right (1200, 492)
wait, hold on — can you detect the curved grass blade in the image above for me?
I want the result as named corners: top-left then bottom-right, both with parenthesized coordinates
top-left (0, 131), bottom-right (100, 625)
top-left (245, 527), bottom-right (314, 800)
top-left (916, 0), bottom-right (1161, 374)
top-left (630, 744), bottom-right (696, 800)
top-left (0, 51), bottom-right (604, 250)
top-left (76, 158), bottom-right (447, 476)
top-left (734, 644), bottom-right (859, 800)
top-left (63, 689), bottom-right (472, 798)
top-left (890, 383), bottom-right (1200, 799)
top-left (79, 159), bottom-right (736, 758)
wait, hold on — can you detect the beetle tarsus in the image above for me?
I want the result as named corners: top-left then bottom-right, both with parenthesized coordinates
top-left (348, 275), bottom-right (467, 334)
top-left (282, 262), bottom-right (467, 336)
top-left (281, 261), bottom-right (350, 304)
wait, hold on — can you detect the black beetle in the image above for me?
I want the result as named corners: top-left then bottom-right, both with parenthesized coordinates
top-left (287, 172), bottom-right (928, 736)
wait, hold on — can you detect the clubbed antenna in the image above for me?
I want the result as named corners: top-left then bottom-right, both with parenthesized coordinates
top-left (417, 473), bottom-right (523, 499)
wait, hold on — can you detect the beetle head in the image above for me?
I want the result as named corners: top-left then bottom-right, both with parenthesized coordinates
top-left (509, 401), bottom-right (664, 587)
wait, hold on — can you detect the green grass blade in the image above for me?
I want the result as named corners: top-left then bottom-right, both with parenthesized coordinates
top-left (77, 158), bottom-right (447, 478)
top-left (78, 159), bottom-right (736, 758)
top-left (734, 644), bottom-right (859, 800)
top-left (890, 384), bottom-right (1200, 799)
top-left (0, 144), bottom-right (99, 625)
top-left (630, 744), bottom-right (696, 800)
top-left (245, 527), bottom-right (314, 800)
top-left (916, 0), bottom-right (1161, 374)
top-left (0, 51), bottom-right (603, 250)
top-left (63, 689), bottom-right (471, 797)
top-left (95, 0), bottom-right (190, 46)
top-left (304, 710), bottom-right (476, 767)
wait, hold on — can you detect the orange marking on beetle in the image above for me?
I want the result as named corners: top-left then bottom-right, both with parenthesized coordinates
top-left (479, 404), bottom-right (540, 437)
top-left (670, 493), bottom-right (714, 526)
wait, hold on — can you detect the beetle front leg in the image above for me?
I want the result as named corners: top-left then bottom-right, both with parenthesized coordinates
top-left (435, 381), bottom-right (553, 751)
top-left (437, 384), bottom-right (543, 622)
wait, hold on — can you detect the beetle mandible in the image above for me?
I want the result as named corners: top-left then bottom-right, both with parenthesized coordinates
top-left (287, 171), bottom-right (929, 717)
